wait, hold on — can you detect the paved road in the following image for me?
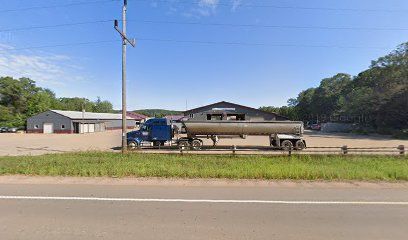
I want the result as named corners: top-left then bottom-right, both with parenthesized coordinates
top-left (1, 180), bottom-right (408, 240)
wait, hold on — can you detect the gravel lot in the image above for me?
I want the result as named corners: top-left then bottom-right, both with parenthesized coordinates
top-left (0, 130), bottom-right (407, 156)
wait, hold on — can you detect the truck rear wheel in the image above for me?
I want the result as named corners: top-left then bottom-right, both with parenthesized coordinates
top-left (178, 141), bottom-right (190, 150)
top-left (191, 139), bottom-right (202, 150)
top-left (295, 140), bottom-right (306, 150)
top-left (281, 140), bottom-right (293, 151)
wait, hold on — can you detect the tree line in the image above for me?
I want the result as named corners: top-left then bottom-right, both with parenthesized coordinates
top-left (261, 42), bottom-right (408, 134)
top-left (0, 77), bottom-right (113, 127)
top-left (132, 109), bottom-right (182, 118)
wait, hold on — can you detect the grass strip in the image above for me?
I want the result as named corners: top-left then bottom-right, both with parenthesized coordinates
top-left (0, 152), bottom-right (407, 181)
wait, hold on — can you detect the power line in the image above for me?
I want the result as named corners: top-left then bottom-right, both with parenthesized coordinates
top-left (133, 20), bottom-right (408, 32)
top-left (0, 20), bottom-right (112, 33)
top-left (0, 0), bottom-right (117, 13)
top-left (136, 37), bottom-right (390, 50)
top-left (133, 0), bottom-right (408, 13)
top-left (1, 0), bottom-right (405, 14)
top-left (3, 19), bottom-right (408, 33)
top-left (0, 40), bottom-right (119, 53)
top-left (0, 38), bottom-right (391, 52)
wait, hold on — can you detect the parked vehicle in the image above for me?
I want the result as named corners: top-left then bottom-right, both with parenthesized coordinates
top-left (310, 123), bottom-right (321, 131)
top-left (0, 127), bottom-right (8, 133)
top-left (127, 118), bottom-right (306, 150)
top-left (7, 127), bottom-right (18, 133)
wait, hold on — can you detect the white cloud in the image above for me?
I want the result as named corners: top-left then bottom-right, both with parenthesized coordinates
top-left (182, 0), bottom-right (219, 18)
top-left (0, 43), bottom-right (84, 86)
top-left (231, 0), bottom-right (242, 11)
top-left (198, 0), bottom-right (219, 9)
top-left (150, 0), bottom-right (244, 18)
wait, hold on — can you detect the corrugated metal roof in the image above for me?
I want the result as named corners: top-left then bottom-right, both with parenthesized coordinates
top-left (51, 110), bottom-right (135, 120)
top-left (165, 115), bottom-right (187, 121)
top-left (126, 112), bottom-right (148, 120)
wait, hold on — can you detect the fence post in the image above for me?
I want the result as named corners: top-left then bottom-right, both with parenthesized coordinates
top-left (232, 145), bottom-right (237, 155)
top-left (179, 147), bottom-right (183, 155)
top-left (398, 145), bottom-right (405, 155)
top-left (342, 145), bottom-right (348, 155)
top-left (288, 146), bottom-right (292, 156)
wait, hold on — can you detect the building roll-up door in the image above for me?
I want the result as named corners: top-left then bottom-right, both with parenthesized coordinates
top-left (43, 123), bottom-right (54, 134)
top-left (83, 124), bottom-right (89, 133)
top-left (88, 124), bottom-right (95, 133)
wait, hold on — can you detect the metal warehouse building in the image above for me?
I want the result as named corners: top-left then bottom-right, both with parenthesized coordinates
top-left (184, 101), bottom-right (289, 121)
top-left (27, 110), bottom-right (136, 134)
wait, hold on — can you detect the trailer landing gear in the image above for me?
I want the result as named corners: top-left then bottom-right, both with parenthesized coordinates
top-left (210, 135), bottom-right (219, 146)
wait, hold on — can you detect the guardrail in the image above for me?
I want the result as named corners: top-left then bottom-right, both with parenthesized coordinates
top-left (135, 144), bottom-right (406, 156)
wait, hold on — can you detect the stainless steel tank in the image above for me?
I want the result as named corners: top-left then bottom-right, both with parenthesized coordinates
top-left (183, 121), bottom-right (304, 136)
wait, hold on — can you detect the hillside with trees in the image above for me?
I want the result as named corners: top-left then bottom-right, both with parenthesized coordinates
top-left (261, 42), bottom-right (408, 135)
top-left (0, 77), bottom-right (114, 127)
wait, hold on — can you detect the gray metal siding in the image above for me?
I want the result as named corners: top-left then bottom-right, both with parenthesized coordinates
top-left (27, 111), bottom-right (73, 132)
top-left (106, 119), bottom-right (136, 129)
top-left (28, 110), bottom-right (137, 133)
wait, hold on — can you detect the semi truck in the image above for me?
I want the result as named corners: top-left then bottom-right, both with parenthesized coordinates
top-left (127, 118), bottom-right (306, 150)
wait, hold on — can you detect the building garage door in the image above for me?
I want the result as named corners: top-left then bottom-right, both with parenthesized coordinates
top-left (83, 124), bottom-right (89, 133)
top-left (88, 124), bottom-right (95, 133)
top-left (43, 123), bottom-right (54, 134)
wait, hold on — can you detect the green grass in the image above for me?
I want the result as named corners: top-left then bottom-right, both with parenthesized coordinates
top-left (0, 152), bottom-right (407, 181)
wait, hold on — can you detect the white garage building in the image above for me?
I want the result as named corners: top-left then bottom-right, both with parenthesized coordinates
top-left (27, 110), bottom-right (136, 134)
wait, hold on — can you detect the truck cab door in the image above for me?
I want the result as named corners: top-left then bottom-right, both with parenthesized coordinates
top-left (140, 125), bottom-right (151, 141)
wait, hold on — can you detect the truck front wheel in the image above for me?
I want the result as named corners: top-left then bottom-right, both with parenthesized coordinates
top-left (128, 141), bottom-right (139, 150)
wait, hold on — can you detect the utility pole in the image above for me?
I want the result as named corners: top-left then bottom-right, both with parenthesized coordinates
top-left (114, 0), bottom-right (136, 153)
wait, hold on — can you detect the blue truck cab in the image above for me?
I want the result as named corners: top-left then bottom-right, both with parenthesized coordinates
top-left (127, 118), bottom-right (173, 148)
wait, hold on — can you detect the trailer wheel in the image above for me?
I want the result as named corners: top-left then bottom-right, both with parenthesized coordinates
top-left (128, 141), bottom-right (139, 150)
top-left (178, 141), bottom-right (190, 150)
top-left (295, 140), bottom-right (306, 150)
top-left (281, 140), bottom-right (293, 151)
top-left (191, 139), bottom-right (202, 150)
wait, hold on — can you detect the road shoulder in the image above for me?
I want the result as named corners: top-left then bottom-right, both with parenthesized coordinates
top-left (1, 175), bottom-right (407, 188)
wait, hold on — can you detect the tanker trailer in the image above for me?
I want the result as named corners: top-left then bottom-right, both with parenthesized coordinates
top-left (178, 120), bottom-right (306, 150)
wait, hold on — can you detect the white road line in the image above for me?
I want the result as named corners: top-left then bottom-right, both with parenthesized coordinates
top-left (0, 196), bottom-right (408, 205)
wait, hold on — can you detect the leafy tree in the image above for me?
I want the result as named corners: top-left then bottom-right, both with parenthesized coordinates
top-left (310, 73), bottom-right (352, 116)
top-left (0, 105), bottom-right (14, 127)
top-left (93, 97), bottom-right (113, 113)
top-left (57, 97), bottom-right (95, 112)
top-left (288, 42), bottom-right (408, 131)
top-left (259, 106), bottom-right (298, 120)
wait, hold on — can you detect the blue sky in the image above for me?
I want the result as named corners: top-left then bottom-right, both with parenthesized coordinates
top-left (1, 0), bottom-right (408, 110)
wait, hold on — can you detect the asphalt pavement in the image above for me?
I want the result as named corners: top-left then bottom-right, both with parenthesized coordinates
top-left (0, 178), bottom-right (407, 240)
